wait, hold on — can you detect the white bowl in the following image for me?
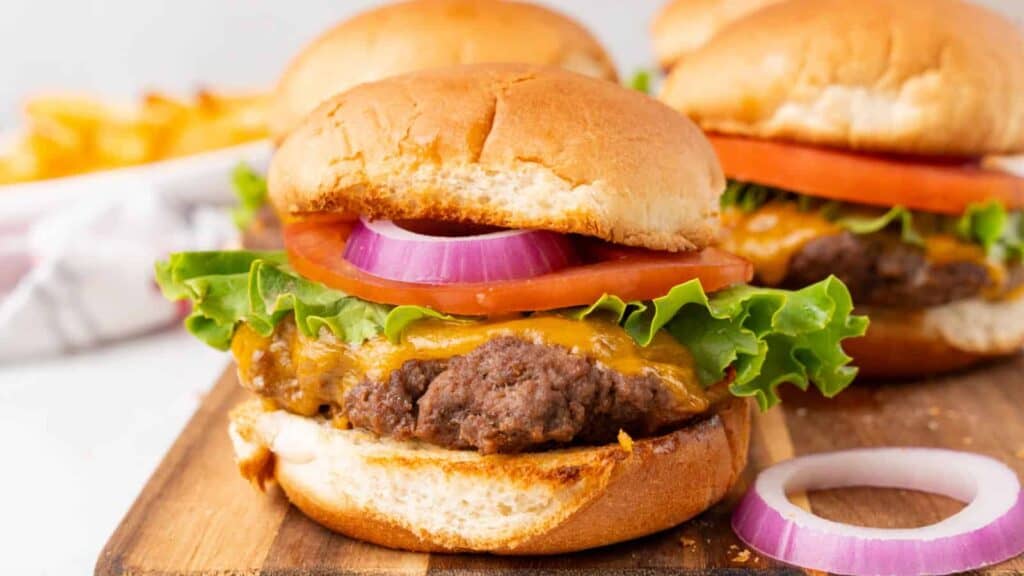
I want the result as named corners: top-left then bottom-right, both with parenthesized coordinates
top-left (0, 140), bottom-right (272, 219)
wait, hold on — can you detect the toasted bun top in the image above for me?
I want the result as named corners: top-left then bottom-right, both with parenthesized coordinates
top-left (660, 0), bottom-right (1024, 157)
top-left (651, 0), bottom-right (783, 69)
top-left (269, 64), bottom-right (724, 252)
top-left (270, 0), bottom-right (618, 141)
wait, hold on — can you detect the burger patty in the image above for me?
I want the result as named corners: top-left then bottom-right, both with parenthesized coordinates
top-left (783, 232), bottom-right (1019, 308)
top-left (344, 337), bottom-right (694, 454)
top-left (234, 318), bottom-right (710, 455)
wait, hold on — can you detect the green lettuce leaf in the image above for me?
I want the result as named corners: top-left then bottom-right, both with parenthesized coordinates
top-left (564, 293), bottom-right (633, 323)
top-left (628, 69), bottom-right (653, 95)
top-left (955, 201), bottom-right (1024, 261)
top-left (721, 181), bottom-right (782, 213)
top-left (230, 163), bottom-right (268, 230)
top-left (157, 251), bottom-right (867, 408)
top-left (836, 206), bottom-right (924, 246)
top-left (383, 307), bottom-right (466, 343)
top-left (576, 276), bottom-right (866, 409)
top-left (155, 251), bottom-right (444, 350)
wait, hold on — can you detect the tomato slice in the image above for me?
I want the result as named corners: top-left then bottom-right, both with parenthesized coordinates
top-left (284, 220), bottom-right (753, 316)
top-left (709, 135), bottom-right (1024, 215)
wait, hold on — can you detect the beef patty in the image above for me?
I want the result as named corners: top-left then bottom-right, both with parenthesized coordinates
top-left (344, 337), bottom-right (697, 454)
top-left (783, 232), bottom-right (1019, 308)
top-left (234, 318), bottom-right (713, 455)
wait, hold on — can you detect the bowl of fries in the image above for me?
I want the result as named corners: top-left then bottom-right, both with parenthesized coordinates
top-left (0, 90), bottom-right (270, 186)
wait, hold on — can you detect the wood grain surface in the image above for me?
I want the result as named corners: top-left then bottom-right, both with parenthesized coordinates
top-left (96, 357), bottom-right (1024, 575)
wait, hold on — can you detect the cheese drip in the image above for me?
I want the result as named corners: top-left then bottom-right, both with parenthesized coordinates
top-left (720, 204), bottom-right (839, 285)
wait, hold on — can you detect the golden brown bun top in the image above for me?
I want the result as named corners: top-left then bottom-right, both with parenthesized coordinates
top-left (270, 0), bottom-right (618, 141)
top-left (660, 0), bottom-right (1024, 157)
top-left (269, 64), bottom-right (724, 252)
top-left (651, 0), bottom-right (783, 69)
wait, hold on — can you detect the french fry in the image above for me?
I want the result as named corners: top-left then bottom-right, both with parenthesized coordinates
top-left (0, 90), bottom-right (270, 185)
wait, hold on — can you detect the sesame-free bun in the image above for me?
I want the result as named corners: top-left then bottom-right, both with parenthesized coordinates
top-left (660, 0), bottom-right (1024, 157)
top-left (269, 64), bottom-right (725, 252)
top-left (229, 396), bottom-right (750, 554)
top-left (651, 0), bottom-right (783, 69)
top-left (270, 0), bottom-right (618, 141)
top-left (846, 295), bottom-right (1024, 378)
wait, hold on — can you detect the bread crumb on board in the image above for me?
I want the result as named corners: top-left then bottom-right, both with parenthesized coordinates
top-left (727, 544), bottom-right (754, 564)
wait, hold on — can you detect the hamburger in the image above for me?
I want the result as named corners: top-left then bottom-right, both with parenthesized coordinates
top-left (235, 0), bottom-right (619, 247)
top-left (158, 64), bottom-right (865, 554)
top-left (651, 0), bottom-right (784, 69)
top-left (269, 0), bottom-right (618, 142)
top-left (659, 0), bottom-right (1024, 377)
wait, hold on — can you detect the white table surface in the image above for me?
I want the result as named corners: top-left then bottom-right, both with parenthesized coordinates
top-left (0, 329), bottom-right (228, 575)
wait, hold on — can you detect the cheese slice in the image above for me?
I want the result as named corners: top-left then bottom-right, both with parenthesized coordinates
top-left (231, 315), bottom-right (709, 421)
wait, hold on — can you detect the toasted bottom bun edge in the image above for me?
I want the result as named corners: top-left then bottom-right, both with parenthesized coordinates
top-left (847, 294), bottom-right (1024, 378)
top-left (228, 396), bottom-right (751, 555)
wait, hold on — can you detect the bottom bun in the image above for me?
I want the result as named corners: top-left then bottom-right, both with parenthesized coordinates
top-left (229, 396), bottom-right (750, 554)
top-left (847, 294), bottom-right (1024, 378)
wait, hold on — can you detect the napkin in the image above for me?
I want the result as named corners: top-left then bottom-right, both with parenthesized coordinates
top-left (0, 190), bottom-right (235, 361)
top-left (0, 142), bottom-right (270, 362)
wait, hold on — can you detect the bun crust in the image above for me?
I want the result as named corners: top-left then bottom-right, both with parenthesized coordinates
top-left (269, 64), bottom-right (724, 252)
top-left (660, 0), bottom-right (1024, 157)
top-left (651, 0), bottom-right (783, 69)
top-left (271, 0), bottom-right (617, 141)
top-left (229, 396), bottom-right (750, 554)
top-left (847, 295), bottom-right (1024, 378)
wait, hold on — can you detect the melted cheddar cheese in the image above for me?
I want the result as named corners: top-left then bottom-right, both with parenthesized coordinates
top-left (719, 204), bottom-right (840, 285)
top-left (231, 315), bottom-right (710, 420)
top-left (924, 234), bottom-right (988, 265)
top-left (925, 235), bottom-right (1009, 297)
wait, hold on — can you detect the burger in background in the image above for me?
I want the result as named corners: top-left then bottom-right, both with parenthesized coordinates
top-left (651, 0), bottom-right (784, 70)
top-left (236, 0), bottom-right (619, 247)
top-left (659, 0), bottom-right (1024, 377)
top-left (158, 64), bottom-right (866, 553)
top-left (270, 0), bottom-right (617, 141)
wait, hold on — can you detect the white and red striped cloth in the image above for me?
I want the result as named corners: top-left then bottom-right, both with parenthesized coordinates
top-left (0, 141), bottom-right (270, 362)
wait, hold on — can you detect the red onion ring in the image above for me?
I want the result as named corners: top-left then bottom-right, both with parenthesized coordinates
top-left (342, 218), bottom-right (578, 284)
top-left (732, 448), bottom-right (1024, 576)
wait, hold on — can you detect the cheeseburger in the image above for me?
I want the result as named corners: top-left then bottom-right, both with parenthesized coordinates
top-left (236, 0), bottom-right (619, 247)
top-left (660, 0), bottom-right (1024, 377)
top-left (270, 0), bottom-right (618, 142)
top-left (158, 65), bottom-right (865, 554)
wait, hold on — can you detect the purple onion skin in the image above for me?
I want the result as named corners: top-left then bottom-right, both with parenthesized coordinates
top-left (342, 220), bottom-right (578, 284)
top-left (732, 489), bottom-right (1024, 576)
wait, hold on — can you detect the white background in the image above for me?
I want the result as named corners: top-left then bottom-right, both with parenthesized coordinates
top-left (1, 1), bottom-right (1023, 575)
top-left (2, 0), bottom-right (1022, 126)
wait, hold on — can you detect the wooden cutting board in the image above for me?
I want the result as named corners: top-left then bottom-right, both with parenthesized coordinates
top-left (96, 356), bottom-right (1024, 575)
